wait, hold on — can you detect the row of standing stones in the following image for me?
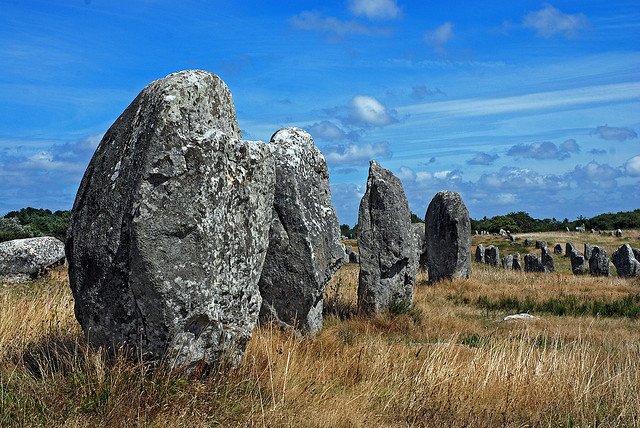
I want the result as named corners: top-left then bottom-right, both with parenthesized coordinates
top-left (57, 70), bottom-right (471, 373)
top-left (475, 240), bottom-right (640, 277)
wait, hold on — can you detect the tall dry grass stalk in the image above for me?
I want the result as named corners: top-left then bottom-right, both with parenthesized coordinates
top-left (1, 261), bottom-right (639, 427)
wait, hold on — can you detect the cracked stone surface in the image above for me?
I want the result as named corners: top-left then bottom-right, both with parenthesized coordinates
top-left (425, 191), bottom-right (471, 282)
top-left (612, 244), bottom-right (640, 278)
top-left (258, 127), bottom-right (344, 334)
top-left (66, 70), bottom-right (274, 371)
top-left (357, 161), bottom-right (416, 314)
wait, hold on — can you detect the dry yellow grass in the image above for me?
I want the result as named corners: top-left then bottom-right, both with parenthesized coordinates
top-left (1, 253), bottom-right (640, 427)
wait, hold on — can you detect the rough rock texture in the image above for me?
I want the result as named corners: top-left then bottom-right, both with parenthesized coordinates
top-left (634, 248), bottom-right (640, 262)
top-left (570, 251), bottom-right (587, 275)
top-left (502, 255), bottom-right (513, 270)
top-left (512, 253), bottom-right (522, 270)
top-left (589, 246), bottom-right (610, 277)
top-left (612, 244), bottom-right (640, 278)
top-left (413, 222), bottom-right (428, 271)
top-left (616, 229), bottom-right (623, 237)
top-left (0, 237), bottom-right (65, 282)
top-left (524, 254), bottom-right (544, 272)
top-left (424, 191), bottom-right (471, 282)
top-left (584, 243), bottom-right (593, 261)
top-left (357, 161), bottom-right (416, 313)
top-left (553, 244), bottom-right (563, 255)
top-left (535, 240), bottom-right (547, 250)
top-left (566, 242), bottom-right (576, 257)
top-left (66, 70), bottom-right (275, 371)
top-left (475, 244), bottom-right (485, 263)
top-left (524, 239), bottom-right (531, 246)
top-left (258, 127), bottom-right (344, 334)
top-left (541, 247), bottom-right (555, 272)
top-left (484, 245), bottom-right (500, 268)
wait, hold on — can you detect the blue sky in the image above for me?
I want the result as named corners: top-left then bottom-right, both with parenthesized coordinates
top-left (1, 0), bottom-right (639, 225)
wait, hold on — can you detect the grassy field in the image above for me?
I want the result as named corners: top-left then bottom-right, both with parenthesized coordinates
top-left (1, 231), bottom-right (640, 427)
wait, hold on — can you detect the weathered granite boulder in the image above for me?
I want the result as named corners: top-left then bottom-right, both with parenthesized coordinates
top-left (553, 244), bottom-right (563, 255)
top-left (541, 247), bottom-right (555, 272)
top-left (589, 246), bottom-right (610, 277)
top-left (66, 70), bottom-right (275, 371)
top-left (475, 244), bottom-right (485, 263)
top-left (535, 240), bottom-right (547, 249)
top-left (424, 191), bottom-right (471, 282)
top-left (502, 255), bottom-right (513, 270)
top-left (524, 253), bottom-right (544, 272)
top-left (413, 222), bottom-right (428, 271)
top-left (634, 248), bottom-right (640, 262)
top-left (565, 242), bottom-right (576, 257)
top-left (484, 245), bottom-right (500, 267)
top-left (349, 251), bottom-right (360, 264)
top-left (0, 237), bottom-right (65, 282)
top-left (524, 239), bottom-right (531, 246)
top-left (615, 229), bottom-right (623, 237)
top-left (612, 244), bottom-right (640, 278)
top-left (570, 252), bottom-right (587, 275)
top-left (584, 243), bottom-right (593, 261)
top-left (512, 253), bottom-right (522, 270)
top-left (258, 127), bottom-right (344, 334)
top-left (357, 161), bottom-right (416, 313)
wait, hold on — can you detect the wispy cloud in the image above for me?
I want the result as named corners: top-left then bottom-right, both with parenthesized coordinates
top-left (507, 140), bottom-right (579, 161)
top-left (523, 5), bottom-right (590, 38)
top-left (290, 11), bottom-right (390, 37)
top-left (591, 125), bottom-right (638, 141)
top-left (624, 155), bottom-right (640, 177)
top-left (348, 95), bottom-right (396, 127)
top-left (424, 22), bottom-right (454, 54)
top-left (410, 85), bottom-right (445, 100)
top-left (398, 82), bottom-right (640, 118)
top-left (467, 152), bottom-right (499, 165)
top-left (348, 0), bottom-right (400, 20)
top-left (323, 142), bottom-right (390, 164)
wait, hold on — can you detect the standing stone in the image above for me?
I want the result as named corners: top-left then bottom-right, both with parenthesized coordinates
top-left (502, 255), bottom-right (513, 270)
top-left (524, 254), bottom-right (544, 272)
top-left (413, 222), bottom-right (428, 271)
top-left (512, 253), bottom-right (522, 270)
top-left (357, 161), bottom-right (416, 313)
top-left (258, 128), bottom-right (344, 333)
top-left (349, 251), bottom-right (360, 264)
top-left (589, 246), bottom-right (610, 277)
top-left (584, 243), bottom-right (593, 261)
top-left (484, 245), bottom-right (500, 267)
top-left (66, 70), bottom-right (275, 371)
top-left (475, 244), bottom-right (485, 263)
top-left (524, 238), bottom-right (531, 246)
top-left (565, 242), bottom-right (576, 257)
top-left (0, 237), bottom-right (65, 282)
top-left (565, 227), bottom-right (570, 232)
top-left (633, 248), bottom-right (640, 262)
top-left (535, 240), bottom-right (547, 249)
top-left (615, 229), bottom-right (623, 237)
top-left (570, 252), bottom-right (587, 275)
top-left (541, 247), bottom-right (555, 272)
top-left (553, 244), bottom-right (563, 255)
top-left (612, 244), bottom-right (640, 278)
top-left (424, 191), bottom-right (471, 283)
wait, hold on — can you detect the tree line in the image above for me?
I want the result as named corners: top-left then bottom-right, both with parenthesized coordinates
top-left (2, 207), bottom-right (639, 243)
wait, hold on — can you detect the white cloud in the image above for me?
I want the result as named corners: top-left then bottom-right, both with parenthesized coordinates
top-left (350, 95), bottom-right (395, 126)
top-left (307, 121), bottom-right (347, 141)
top-left (290, 11), bottom-right (388, 36)
top-left (624, 155), bottom-right (640, 177)
top-left (568, 161), bottom-right (621, 188)
top-left (424, 22), bottom-right (454, 53)
top-left (348, 0), bottom-right (400, 20)
top-left (523, 5), bottom-right (589, 38)
top-left (396, 166), bottom-right (416, 181)
top-left (496, 193), bottom-right (517, 204)
top-left (323, 142), bottom-right (390, 164)
top-left (398, 82), bottom-right (640, 118)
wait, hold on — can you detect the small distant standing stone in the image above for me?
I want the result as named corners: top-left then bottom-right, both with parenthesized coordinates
top-left (612, 244), bottom-right (640, 278)
top-left (565, 242), bottom-right (576, 257)
top-left (615, 229), bottom-right (623, 237)
top-left (535, 240), bottom-right (547, 249)
top-left (553, 244), bottom-right (563, 255)
top-left (541, 247), bottom-right (555, 272)
top-left (524, 238), bottom-right (531, 246)
top-left (475, 244), bottom-right (485, 263)
top-left (512, 253), bottom-right (522, 270)
top-left (424, 190), bottom-right (472, 283)
top-left (589, 246), bottom-right (610, 277)
top-left (584, 243), bottom-right (593, 261)
top-left (484, 245), bottom-right (500, 267)
top-left (502, 255), bottom-right (513, 270)
top-left (413, 222), bottom-right (428, 271)
top-left (524, 253), bottom-right (544, 272)
top-left (570, 252), bottom-right (587, 275)
top-left (0, 237), bottom-right (66, 282)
